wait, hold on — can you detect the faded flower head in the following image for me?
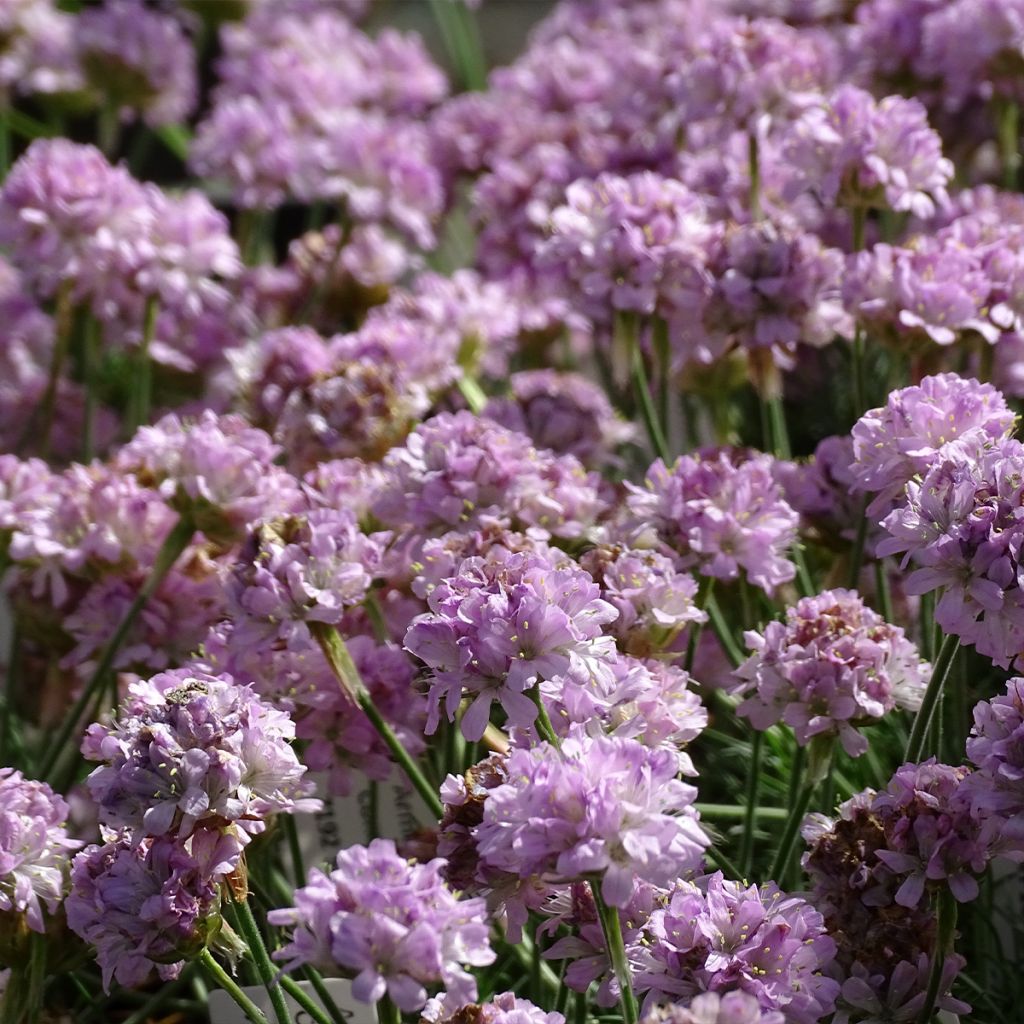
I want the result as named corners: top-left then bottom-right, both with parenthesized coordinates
top-left (641, 992), bottom-right (785, 1024)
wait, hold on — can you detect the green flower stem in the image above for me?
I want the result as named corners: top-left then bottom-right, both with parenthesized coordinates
top-left (302, 968), bottom-right (350, 1024)
top-left (232, 892), bottom-right (293, 1024)
top-left (530, 686), bottom-right (561, 748)
top-left (706, 843), bottom-right (744, 880)
top-left (769, 746), bottom-right (812, 883)
top-left (199, 949), bottom-right (269, 1024)
top-left (684, 577), bottom-right (715, 674)
top-left (850, 206), bottom-right (867, 416)
top-left (905, 633), bottom-right (960, 763)
top-left (456, 374), bottom-right (487, 414)
top-left (376, 993), bottom-right (401, 1024)
top-left (33, 286), bottom-right (73, 459)
top-left (282, 814), bottom-right (305, 888)
top-left (695, 803), bottom-right (786, 821)
top-left (626, 316), bottom-right (671, 464)
top-left (279, 976), bottom-right (335, 1024)
top-left (591, 881), bottom-right (638, 1024)
top-left (41, 515), bottom-right (196, 782)
top-left (739, 730), bottom-right (764, 876)
top-left (127, 296), bottom-right (158, 434)
top-left (81, 313), bottom-right (101, 462)
top-left (427, 0), bottom-right (487, 92)
top-left (846, 497), bottom-right (870, 591)
top-left (916, 888), bottom-right (958, 1024)
top-left (706, 593), bottom-right (745, 669)
top-left (311, 622), bottom-right (443, 819)
top-left (999, 101), bottom-right (1021, 191)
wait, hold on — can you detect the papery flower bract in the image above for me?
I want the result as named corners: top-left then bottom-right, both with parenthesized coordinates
top-left (82, 669), bottom-right (319, 844)
top-left (0, 768), bottom-right (81, 933)
top-left (269, 838), bottom-right (494, 1012)
top-left (735, 589), bottom-right (928, 756)
top-left (475, 731), bottom-right (709, 906)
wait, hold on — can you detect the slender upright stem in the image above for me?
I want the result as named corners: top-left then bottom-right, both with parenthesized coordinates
top-left (302, 968), bottom-right (350, 1024)
top-left (128, 296), bottom-right (158, 434)
top-left (999, 101), bottom-right (1021, 191)
top-left (231, 892), bottom-right (294, 1024)
top-left (916, 888), bottom-right (958, 1024)
top-left (199, 949), bottom-right (269, 1024)
top-left (530, 686), bottom-right (561, 748)
top-left (41, 515), bottom-right (195, 782)
top-left (591, 882), bottom-right (638, 1024)
top-left (769, 746), bottom-right (814, 882)
top-left (706, 593), bottom-right (745, 669)
top-left (739, 730), bottom-right (763, 876)
top-left (625, 316), bottom-right (671, 463)
top-left (905, 633), bottom-right (960, 763)
top-left (748, 131), bottom-right (761, 222)
top-left (32, 287), bottom-right (73, 459)
top-left (427, 0), bottom-right (487, 92)
top-left (705, 843), bottom-right (744, 880)
top-left (850, 207), bottom-right (867, 417)
top-left (846, 497), bottom-right (870, 591)
top-left (311, 622), bottom-right (443, 818)
top-left (279, 976), bottom-right (335, 1024)
top-left (376, 994), bottom-right (401, 1024)
top-left (82, 313), bottom-right (101, 461)
top-left (684, 577), bottom-right (715, 675)
top-left (282, 814), bottom-right (305, 888)
top-left (456, 374), bottom-right (487, 414)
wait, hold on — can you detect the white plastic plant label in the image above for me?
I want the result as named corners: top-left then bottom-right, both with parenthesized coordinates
top-left (298, 775), bottom-right (436, 870)
top-left (209, 977), bottom-right (375, 1024)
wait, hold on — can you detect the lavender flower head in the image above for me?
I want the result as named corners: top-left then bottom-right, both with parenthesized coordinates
top-left (538, 172), bottom-right (713, 329)
top-left (626, 450), bottom-right (799, 594)
top-left (66, 828), bottom-right (237, 990)
top-left (269, 838), bottom-right (495, 1012)
top-left (736, 589), bottom-right (928, 756)
top-left (874, 436), bottom-right (1024, 667)
top-left (0, 769), bottom-right (81, 933)
top-left (115, 411), bottom-right (304, 540)
top-left (870, 760), bottom-right (989, 906)
top-left (75, 0), bottom-right (197, 126)
top-left (475, 730), bottom-right (709, 906)
top-left (0, 139), bottom-right (145, 300)
top-left (783, 84), bottom-right (952, 217)
top-left (851, 373), bottom-right (1015, 519)
top-left (405, 550), bottom-right (618, 740)
top-left (230, 510), bottom-right (389, 636)
top-left (634, 872), bottom-right (839, 1024)
top-left (641, 992), bottom-right (784, 1024)
top-left (484, 370), bottom-right (635, 468)
top-left (373, 412), bottom-right (606, 542)
top-left (82, 669), bottom-right (319, 846)
top-left (424, 992), bottom-right (564, 1024)
top-left (702, 220), bottom-right (849, 358)
top-left (963, 678), bottom-right (1024, 860)
top-left (579, 546), bottom-right (706, 657)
